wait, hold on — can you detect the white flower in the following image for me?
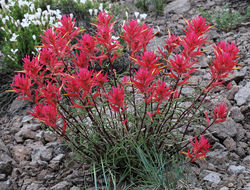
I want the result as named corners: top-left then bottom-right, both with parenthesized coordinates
top-left (108, 3), bottom-right (112, 9)
top-left (30, 3), bottom-right (35, 11)
top-left (2, 18), bottom-right (6, 24)
top-left (122, 20), bottom-right (126, 27)
top-left (99, 3), bottom-right (103, 12)
top-left (8, 29), bottom-right (12, 34)
top-left (140, 13), bottom-right (147, 20)
top-left (156, 26), bottom-right (160, 32)
top-left (0, 27), bottom-right (5, 31)
top-left (70, 13), bottom-right (73, 19)
top-left (137, 19), bottom-right (141, 23)
top-left (5, 15), bottom-right (9, 21)
top-left (7, 55), bottom-right (15, 61)
top-left (11, 49), bottom-right (18, 54)
top-left (32, 35), bottom-right (36, 40)
top-left (10, 33), bottom-right (19, 42)
top-left (80, 0), bottom-right (86, 3)
top-left (37, 8), bottom-right (42, 13)
top-left (94, 9), bottom-right (98, 16)
top-left (134, 12), bottom-right (139, 19)
top-left (125, 11), bottom-right (128, 19)
top-left (47, 5), bottom-right (50, 11)
top-left (89, 9), bottom-right (93, 16)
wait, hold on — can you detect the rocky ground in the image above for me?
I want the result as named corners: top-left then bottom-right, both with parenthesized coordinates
top-left (0, 0), bottom-right (250, 189)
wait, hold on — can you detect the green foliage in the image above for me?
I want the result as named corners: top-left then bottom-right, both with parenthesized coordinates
top-left (199, 5), bottom-right (250, 31)
top-left (135, 0), bottom-right (168, 14)
top-left (0, 0), bottom-right (61, 72)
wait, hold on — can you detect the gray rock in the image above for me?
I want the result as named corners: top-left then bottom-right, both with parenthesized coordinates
top-left (234, 82), bottom-right (250, 106)
top-left (21, 115), bottom-right (34, 123)
top-left (0, 180), bottom-right (11, 190)
top-left (223, 137), bottom-right (236, 151)
top-left (243, 155), bottom-right (250, 166)
top-left (44, 131), bottom-right (57, 142)
top-left (12, 145), bottom-right (32, 163)
top-left (236, 146), bottom-right (246, 157)
top-left (229, 106), bottom-right (244, 123)
top-left (26, 183), bottom-right (40, 190)
top-left (40, 148), bottom-right (53, 162)
top-left (203, 172), bottom-right (221, 184)
top-left (227, 86), bottom-right (240, 100)
top-left (70, 186), bottom-right (79, 190)
top-left (228, 165), bottom-right (246, 175)
top-left (0, 162), bottom-right (12, 176)
top-left (0, 174), bottom-right (6, 181)
top-left (220, 187), bottom-right (229, 190)
top-left (51, 181), bottom-right (71, 190)
top-left (209, 118), bottom-right (238, 140)
top-left (164, 0), bottom-right (191, 14)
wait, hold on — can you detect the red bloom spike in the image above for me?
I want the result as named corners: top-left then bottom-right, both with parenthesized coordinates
top-left (106, 86), bottom-right (125, 112)
top-left (55, 14), bottom-right (80, 40)
top-left (182, 136), bottom-right (211, 162)
top-left (163, 33), bottom-right (181, 54)
top-left (213, 103), bottom-right (228, 123)
top-left (154, 81), bottom-right (172, 103)
top-left (185, 16), bottom-right (211, 37)
top-left (140, 24), bottom-right (155, 52)
top-left (135, 51), bottom-right (160, 71)
top-left (10, 73), bottom-right (33, 101)
top-left (30, 104), bottom-right (60, 129)
top-left (95, 11), bottom-right (113, 27)
top-left (122, 19), bottom-right (143, 54)
top-left (131, 67), bottom-right (155, 95)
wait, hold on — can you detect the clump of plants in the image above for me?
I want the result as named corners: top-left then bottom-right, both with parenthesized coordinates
top-left (0, 0), bottom-right (62, 72)
top-left (199, 5), bottom-right (250, 31)
top-left (135, 0), bottom-right (168, 15)
top-left (8, 12), bottom-right (240, 188)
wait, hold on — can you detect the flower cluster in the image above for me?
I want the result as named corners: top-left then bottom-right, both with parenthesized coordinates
top-left (0, 0), bottom-right (62, 70)
top-left (9, 12), bottom-right (239, 166)
top-left (182, 136), bottom-right (211, 162)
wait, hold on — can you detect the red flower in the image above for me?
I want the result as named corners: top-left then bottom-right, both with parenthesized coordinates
top-left (154, 81), bottom-right (172, 103)
top-left (135, 51), bottom-right (160, 72)
top-left (95, 11), bottom-right (113, 27)
top-left (213, 103), bottom-right (228, 123)
top-left (168, 54), bottom-right (197, 80)
top-left (185, 16), bottom-right (211, 37)
top-left (10, 73), bottom-right (33, 101)
top-left (122, 20), bottom-right (143, 54)
top-left (140, 24), bottom-right (155, 52)
top-left (55, 14), bottom-right (80, 40)
top-left (93, 71), bottom-right (109, 88)
top-left (182, 136), bottom-right (211, 162)
top-left (163, 33), bottom-right (181, 55)
top-left (40, 82), bottom-right (61, 106)
top-left (75, 68), bottom-right (94, 92)
top-left (131, 67), bottom-right (155, 95)
top-left (64, 75), bottom-right (81, 97)
top-left (106, 86), bottom-right (125, 112)
top-left (76, 33), bottom-right (97, 58)
top-left (73, 51), bottom-right (89, 68)
top-left (30, 103), bottom-right (60, 129)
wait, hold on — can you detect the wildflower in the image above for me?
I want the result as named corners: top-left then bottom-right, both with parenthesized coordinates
top-left (30, 104), bottom-right (60, 129)
top-left (182, 136), bottom-right (211, 162)
top-left (168, 54), bottom-right (197, 79)
top-left (213, 103), bottom-right (228, 123)
top-left (134, 12), bottom-right (140, 19)
top-left (89, 9), bottom-right (93, 16)
top-left (32, 35), bottom-right (36, 40)
top-left (140, 13), bottom-right (147, 20)
top-left (10, 33), bottom-right (19, 42)
top-left (163, 33), bottom-right (181, 55)
top-left (106, 86), bottom-right (125, 112)
top-left (154, 81), bottom-right (172, 103)
top-left (131, 68), bottom-right (155, 95)
top-left (10, 73), bottom-right (33, 101)
top-left (185, 16), bottom-right (211, 37)
top-left (135, 51), bottom-right (160, 72)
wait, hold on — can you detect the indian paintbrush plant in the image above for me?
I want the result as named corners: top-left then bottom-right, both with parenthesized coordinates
top-left (8, 11), bottom-right (239, 187)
